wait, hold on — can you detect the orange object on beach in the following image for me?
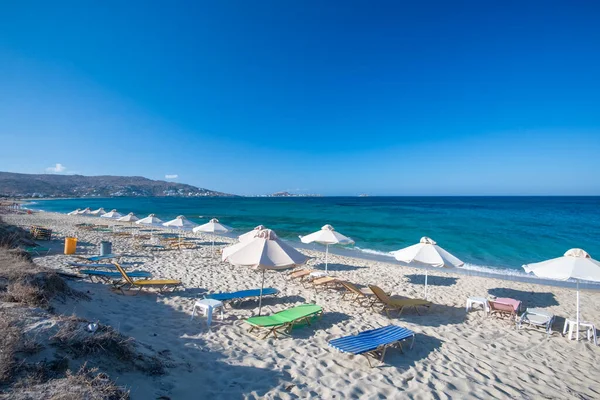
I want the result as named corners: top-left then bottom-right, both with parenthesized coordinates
top-left (64, 237), bottom-right (77, 255)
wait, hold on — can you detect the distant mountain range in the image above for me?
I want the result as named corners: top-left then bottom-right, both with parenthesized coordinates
top-left (0, 172), bottom-right (233, 198)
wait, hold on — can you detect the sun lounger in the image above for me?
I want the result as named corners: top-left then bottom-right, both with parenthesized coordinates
top-left (29, 226), bottom-right (52, 240)
top-left (517, 308), bottom-right (554, 335)
top-left (288, 269), bottom-right (313, 281)
top-left (23, 246), bottom-right (51, 256)
top-left (205, 288), bottom-right (279, 305)
top-left (66, 262), bottom-right (139, 269)
top-left (329, 325), bottom-right (415, 367)
top-left (369, 285), bottom-right (432, 317)
top-left (311, 276), bottom-right (340, 291)
top-left (168, 241), bottom-right (196, 250)
top-left (245, 304), bottom-right (323, 339)
top-left (93, 228), bottom-right (113, 232)
top-left (340, 281), bottom-right (376, 307)
top-left (112, 263), bottom-right (183, 294)
top-left (81, 254), bottom-right (122, 262)
top-left (80, 269), bottom-right (152, 282)
top-left (139, 244), bottom-right (166, 251)
top-left (488, 298), bottom-right (521, 319)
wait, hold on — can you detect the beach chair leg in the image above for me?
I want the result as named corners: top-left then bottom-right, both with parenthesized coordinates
top-left (380, 346), bottom-right (388, 363)
top-left (397, 342), bottom-right (404, 354)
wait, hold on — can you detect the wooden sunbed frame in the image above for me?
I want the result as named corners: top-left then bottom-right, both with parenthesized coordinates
top-left (369, 285), bottom-right (432, 317)
top-left (340, 281), bottom-right (377, 308)
top-left (112, 263), bottom-right (183, 295)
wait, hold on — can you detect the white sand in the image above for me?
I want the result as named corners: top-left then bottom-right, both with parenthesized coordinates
top-left (5, 212), bottom-right (600, 399)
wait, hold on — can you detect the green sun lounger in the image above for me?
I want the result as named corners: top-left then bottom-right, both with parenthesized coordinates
top-left (246, 304), bottom-right (323, 339)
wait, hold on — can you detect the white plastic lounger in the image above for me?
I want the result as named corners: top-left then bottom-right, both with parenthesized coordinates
top-left (517, 308), bottom-right (555, 336)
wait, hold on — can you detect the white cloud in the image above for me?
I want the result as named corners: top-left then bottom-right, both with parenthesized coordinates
top-left (165, 174), bottom-right (178, 179)
top-left (46, 163), bottom-right (66, 173)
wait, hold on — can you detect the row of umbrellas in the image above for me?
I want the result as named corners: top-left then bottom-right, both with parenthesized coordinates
top-left (225, 227), bottom-right (600, 336)
top-left (68, 207), bottom-right (600, 338)
top-left (69, 208), bottom-right (232, 243)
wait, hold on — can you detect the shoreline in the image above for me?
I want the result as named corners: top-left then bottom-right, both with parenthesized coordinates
top-left (28, 209), bottom-right (600, 292)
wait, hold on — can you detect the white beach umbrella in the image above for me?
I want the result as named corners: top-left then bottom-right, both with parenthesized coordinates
top-left (136, 213), bottom-right (164, 238)
top-left (300, 224), bottom-right (354, 272)
top-left (193, 218), bottom-right (233, 253)
top-left (101, 209), bottom-right (123, 219)
top-left (223, 229), bottom-right (308, 315)
top-left (77, 207), bottom-right (93, 215)
top-left (392, 237), bottom-right (464, 299)
top-left (117, 212), bottom-right (140, 233)
top-left (90, 208), bottom-right (106, 216)
top-left (117, 212), bottom-right (139, 223)
top-left (162, 215), bottom-right (198, 231)
top-left (163, 215), bottom-right (198, 243)
top-left (523, 248), bottom-right (600, 340)
top-left (136, 214), bottom-right (164, 227)
top-left (67, 208), bottom-right (81, 216)
top-left (239, 225), bottom-right (267, 242)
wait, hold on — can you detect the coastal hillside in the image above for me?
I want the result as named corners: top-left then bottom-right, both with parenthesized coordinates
top-left (0, 171), bottom-right (232, 198)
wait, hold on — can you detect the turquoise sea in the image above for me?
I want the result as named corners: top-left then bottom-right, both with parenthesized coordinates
top-left (30, 197), bottom-right (600, 276)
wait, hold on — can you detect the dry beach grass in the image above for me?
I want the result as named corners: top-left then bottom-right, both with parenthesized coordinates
top-left (2, 211), bottom-right (600, 399)
top-left (0, 216), bottom-right (168, 399)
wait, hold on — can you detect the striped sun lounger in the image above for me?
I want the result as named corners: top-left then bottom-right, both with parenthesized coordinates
top-left (205, 288), bottom-right (279, 305)
top-left (329, 325), bottom-right (415, 367)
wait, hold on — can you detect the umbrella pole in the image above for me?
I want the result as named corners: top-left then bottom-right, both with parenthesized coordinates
top-left (212, 236), bottom-right (215, 257)
top-left (576, 279), bottom-right (580, 341)
top-left (325, 244), bottom-right (329, 273)
top-left (258, 270), bottom-right (265, 316)
top-left (424, 270), bottom-right (428, 300)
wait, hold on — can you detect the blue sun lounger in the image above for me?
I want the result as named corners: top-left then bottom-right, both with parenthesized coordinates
top-left (67, 262), bottom-right (139, 269)
top-left (80, 269), bottom-right (152, 282)
top-left (205, 288), bottom-right (279, 305)
top-left (329, 325), bottom-right (415, 367)
top-left (84, 254), bottom-right (122, 262)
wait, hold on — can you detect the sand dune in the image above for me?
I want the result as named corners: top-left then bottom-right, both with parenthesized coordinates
top-left (5, 212), bottom-right (600, 399)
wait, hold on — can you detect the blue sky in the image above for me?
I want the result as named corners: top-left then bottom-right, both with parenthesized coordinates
top-left (1, 1), bottom-right (599, 196)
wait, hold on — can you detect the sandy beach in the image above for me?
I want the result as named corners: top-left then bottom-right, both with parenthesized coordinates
top-left (4, 211), bottom-right (600, 399)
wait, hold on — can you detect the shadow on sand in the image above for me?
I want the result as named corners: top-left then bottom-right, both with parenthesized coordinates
top-left (404, 274), bottom-right (458, 287)
top-left (379, 333), bottom-right (443, 371)
top-left (291, 311), bottom-right (352, 340)
top-left (487, 288), bottom-right (559, 308)
top-left (54, 280), bottom-right (296, 399)
top-left (381, 303), bottom-right (467, 327)
top-left (313, 263), bottom-right (368, 272)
